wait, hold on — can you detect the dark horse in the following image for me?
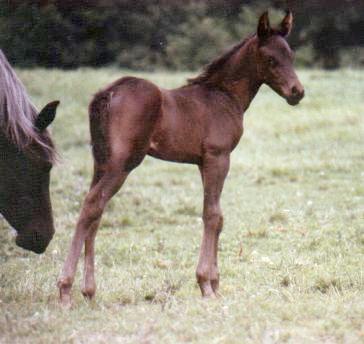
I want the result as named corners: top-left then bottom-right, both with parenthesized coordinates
top-left (0, 49), bottom-right (59, 253)
top-left (58, 11), bottom-right (304, 305)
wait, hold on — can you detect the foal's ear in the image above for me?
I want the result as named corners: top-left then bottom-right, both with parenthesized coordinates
top-left (35, 100), bottom-right (60, 131)
top-left (257, 11), bottom-right (272, 40)
top-left (279, 10), bottom-right (293, 37)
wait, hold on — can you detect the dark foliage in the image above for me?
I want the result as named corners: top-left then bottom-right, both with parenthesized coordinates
top-left (0, 0), bottom-right (363, 70)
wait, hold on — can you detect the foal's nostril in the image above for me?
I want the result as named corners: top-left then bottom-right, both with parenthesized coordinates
top-left (291, 85), bottom-right (304, 99)
top-left (291, 86), bottom-right (299, 96)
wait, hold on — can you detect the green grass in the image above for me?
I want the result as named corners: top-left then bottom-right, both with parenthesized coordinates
top-left (1, 68), bottom-right (363, 343)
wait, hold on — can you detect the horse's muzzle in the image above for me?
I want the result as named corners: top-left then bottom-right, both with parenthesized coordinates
top-left (15, 230), bottom-right (54, 254)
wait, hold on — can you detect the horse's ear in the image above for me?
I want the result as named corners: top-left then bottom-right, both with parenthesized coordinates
top-left (257, 11), bottom-right (272, 40)
top-left (35, 100), bottom-right (60, 131)
top-left (279, 10), bottom-right (293, 37)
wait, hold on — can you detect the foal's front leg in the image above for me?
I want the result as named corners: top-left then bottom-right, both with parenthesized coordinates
top-left (197, 153), bottom-right (230, 297)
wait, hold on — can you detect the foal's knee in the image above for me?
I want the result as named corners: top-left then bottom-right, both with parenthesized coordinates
top-left (57, 276), bottom-right (74, 291)
top-left (203, 209), bottom-right (223, 234)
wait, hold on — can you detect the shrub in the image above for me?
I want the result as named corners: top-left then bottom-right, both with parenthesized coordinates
top-left (0, 1), bottom-right (363, 70)
top-left (166, 16), bottom-right (232, 70)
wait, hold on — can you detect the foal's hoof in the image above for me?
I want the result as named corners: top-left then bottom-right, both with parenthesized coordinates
top-left (57, 278), bottom-right (73, 309)
top-left (81, 287), bottom-right (96, 301)
top-left (203, 291), bottom-right (218, 299)
top-left (59, 293), bottom-right (72, 309)
top-left (199, 280), bottom-right (220, 299)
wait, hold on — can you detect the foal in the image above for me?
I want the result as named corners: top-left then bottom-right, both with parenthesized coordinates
top-left (58, 11), bottom-right (304, 305)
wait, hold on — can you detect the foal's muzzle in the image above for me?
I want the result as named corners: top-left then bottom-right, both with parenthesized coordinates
top-left (286, 85), bottom-right (305, 105)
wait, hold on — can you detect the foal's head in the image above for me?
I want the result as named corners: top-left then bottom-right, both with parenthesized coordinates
top-left (255, 11), bottom-right (304, 105)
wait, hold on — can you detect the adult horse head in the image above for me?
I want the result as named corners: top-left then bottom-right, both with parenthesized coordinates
top-left (0, 49), bottom-right (59, 254)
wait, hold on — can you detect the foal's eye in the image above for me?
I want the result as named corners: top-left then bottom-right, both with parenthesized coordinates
top-left (268, 57), bottom-right (277, 67)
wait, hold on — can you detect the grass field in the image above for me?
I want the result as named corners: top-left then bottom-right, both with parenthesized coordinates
top-left (0, 68), bottom-right (363, 343)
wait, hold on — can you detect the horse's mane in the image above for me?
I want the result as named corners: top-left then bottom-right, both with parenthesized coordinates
top-left (0, 49), bottom-right (55, 162)
top-left (187, 34), bottom-right (256, 86)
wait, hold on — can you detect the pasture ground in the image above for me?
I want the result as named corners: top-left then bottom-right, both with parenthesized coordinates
top-left (0, 69), bottom-right (363, 343)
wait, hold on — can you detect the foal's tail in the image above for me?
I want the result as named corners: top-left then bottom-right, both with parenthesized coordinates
top-left (89, 90), bottom-right (111, 164)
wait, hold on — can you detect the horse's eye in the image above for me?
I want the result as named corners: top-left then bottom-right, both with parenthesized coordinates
top-left (268, 57), bottom-right (277, 67)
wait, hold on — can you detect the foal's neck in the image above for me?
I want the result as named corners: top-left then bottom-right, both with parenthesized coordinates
top-left (220, 38), bottom-right (262, 113)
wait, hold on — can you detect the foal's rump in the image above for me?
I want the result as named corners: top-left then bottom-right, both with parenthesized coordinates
top-left (89, 77), bottom-right (162, 166)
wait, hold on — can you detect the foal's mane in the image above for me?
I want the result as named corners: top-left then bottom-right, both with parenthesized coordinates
top-left (187, 34), bottom-right (255, 86)
top-left (0, 49), bottom-right (55, 162)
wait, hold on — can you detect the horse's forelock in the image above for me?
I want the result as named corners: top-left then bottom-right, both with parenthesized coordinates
top-left (0, 50), bottom-right (55, 162)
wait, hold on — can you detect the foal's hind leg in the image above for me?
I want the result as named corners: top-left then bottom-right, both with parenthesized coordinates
top-left (81, 219), bottom-right (99, 300)
top-left (58, 105), bottom-right (160, 306)
top-left (80, 166), bottom-right (127, 300)
top-left (196, 153), bottom-right (230, 297)
top-left (81, 168), bottom-right (104, 300)
top-left (57, 163), bottom-right (130, 307)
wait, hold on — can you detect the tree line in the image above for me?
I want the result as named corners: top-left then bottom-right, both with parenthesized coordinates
top-left (0, 0), bottom-right (363, 70)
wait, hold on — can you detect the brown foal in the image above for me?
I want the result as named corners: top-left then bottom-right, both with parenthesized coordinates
top-left (58, 11), bottom-right (304, 305)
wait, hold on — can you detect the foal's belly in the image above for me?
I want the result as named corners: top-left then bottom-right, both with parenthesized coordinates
top-left (147, 133), bottom-right (202, 165)
top-left (146, 115), bottom-right (203, 165)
